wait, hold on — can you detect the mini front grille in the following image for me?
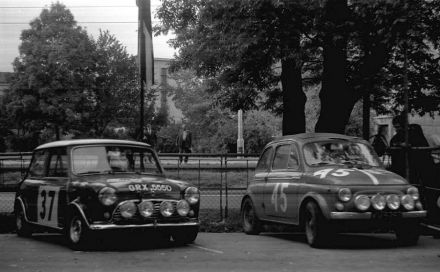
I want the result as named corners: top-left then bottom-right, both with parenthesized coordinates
top-left (111, 200), bottom-right (183, 224)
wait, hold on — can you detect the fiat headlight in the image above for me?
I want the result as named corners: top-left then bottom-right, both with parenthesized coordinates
top-left (98, 187), bottom-right (117, 206)
top-left (338, 188), bottom-right (352, 202)
top-left (401, 195), bottom-right (415, 210)
top-left (120, 201), bottom-right (136, 219)
top-left (160, 201), bottom-right (174, 217)
top-left (138, 201), bottom-right (154, 218)
top-left (354, 195), bottom-right (370, 211)
top-left (407, 187), bottom-right (419, 201)
top-left (177, 200), bottom-right (190, 216)
top-left (371, 194), bottom-right (386, 210)
top-left (185, 187), bottom-right (200, 204)
top-left (386, 194), bottom-right (400, 210)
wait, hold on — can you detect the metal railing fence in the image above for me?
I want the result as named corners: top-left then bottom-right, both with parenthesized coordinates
top-left (0, 152), bottom-right (258, 222)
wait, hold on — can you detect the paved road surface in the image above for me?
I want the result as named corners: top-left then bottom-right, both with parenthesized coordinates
top-left (0, 232), bottom-right (439, 272)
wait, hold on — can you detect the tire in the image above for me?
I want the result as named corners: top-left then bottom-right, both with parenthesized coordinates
top-left (171, 226), bottom-right (199, 245)
top-left (15, 204), bottom-right (32, 237)
top-left (241, 198), bottom-right (262, 235)
top-left (66, 212), bottom-right (91, 250)
top-left (395, 220), bottom-right (420, 246)
top-left (304, 201), bottom-right (329, 248)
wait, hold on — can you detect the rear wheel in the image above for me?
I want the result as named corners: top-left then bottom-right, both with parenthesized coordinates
top-left (241, 198), bottom-right (262, 235)
top-left (304, 201), bottom-right (329, 248)
top-left (395, 220), bottom-right (420, 246)
top-left (66, 212), bottom-right (91, 250)
top-left (15, 204), bottom-right (32, 237)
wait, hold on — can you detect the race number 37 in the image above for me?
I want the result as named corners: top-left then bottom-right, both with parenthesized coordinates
top-left (37, 186), bottom-right (60, 227)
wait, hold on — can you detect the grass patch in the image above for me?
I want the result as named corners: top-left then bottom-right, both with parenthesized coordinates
top-left (199, 208), bottom-right (242, 233)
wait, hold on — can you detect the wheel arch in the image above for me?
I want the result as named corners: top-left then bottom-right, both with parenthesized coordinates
top-left (14, 197), bottom-right (29, 221)
top-left (65, 201), bottom-right (90, 229)
top-left (299, 193), bottom-right (331, 228)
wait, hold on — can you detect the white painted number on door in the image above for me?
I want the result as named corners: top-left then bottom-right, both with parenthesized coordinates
top-left (37, 186), bottom-right (60, 227)
top-left (271, 183), bottom-right (288, 213)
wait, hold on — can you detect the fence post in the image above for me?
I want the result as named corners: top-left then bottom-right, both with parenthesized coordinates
top-left (224, 156), bottom-right (228, 219)
top-left (219, 155), bottom-right (223, 222)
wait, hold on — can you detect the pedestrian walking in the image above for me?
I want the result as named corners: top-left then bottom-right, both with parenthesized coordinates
top-left (176, 124), bottom-right (192, 164)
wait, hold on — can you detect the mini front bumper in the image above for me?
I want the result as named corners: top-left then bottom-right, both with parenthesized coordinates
top-left (89, 221), bottom-right (199, 231)
top-left (329, 210), bottom-right (427, 220)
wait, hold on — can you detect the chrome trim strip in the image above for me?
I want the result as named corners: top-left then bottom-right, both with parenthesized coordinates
top-left (330, 212), bottom-right (372, 219)
top-left (401, 210), bottom-right (427, 218)
top-left (89, 221), bottom-right (199, 230)
top-left (330, 210), bottom-right (427, 220)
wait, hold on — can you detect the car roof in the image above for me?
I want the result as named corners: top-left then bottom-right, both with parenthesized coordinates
top-left (272, 133), bottom-right (365, 145)
top-left (35, 139), bottom-right (151, 150)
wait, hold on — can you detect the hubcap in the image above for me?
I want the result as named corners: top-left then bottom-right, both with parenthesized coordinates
top-left (70, 217), bottom-right (82, 243)
top-left (16, 212), bottom-right (23, 230)
top-left (305, 210), bottom-right (315, 242)
top-left (243, 204), bottom-right (253, 230)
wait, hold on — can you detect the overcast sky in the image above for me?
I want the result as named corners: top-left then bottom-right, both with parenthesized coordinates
top-left (0, 0), bottom-right (175, 72)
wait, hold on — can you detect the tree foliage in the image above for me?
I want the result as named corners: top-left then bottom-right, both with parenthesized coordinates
top-left (155, 0), bottom-right (440, 135)
top-left (3, 3), bottom-right (144, 148)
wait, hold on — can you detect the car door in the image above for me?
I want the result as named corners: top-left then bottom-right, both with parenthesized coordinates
top-left (23, 148), bottom-right (68, 229)
top-left (43, 147), bottom-right (69, 229)
top-left (264, 142), bottom-right (302, 222)
top-left (250, 146), bottom-right (274, 218)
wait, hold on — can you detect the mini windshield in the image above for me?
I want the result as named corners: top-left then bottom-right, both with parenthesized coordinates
top-left (303, 140), bottom-right (382, 167)
top-left (72, 145), bottom-right (162, 175)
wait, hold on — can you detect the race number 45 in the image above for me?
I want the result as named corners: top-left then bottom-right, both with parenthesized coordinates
top-left (37, 186), bottom-right (60, 227)
top-left (271, 183), bottom-right (288, 213)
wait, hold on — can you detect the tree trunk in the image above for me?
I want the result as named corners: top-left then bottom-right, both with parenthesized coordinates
top-left (315, 0), bottom-right (354, 134)
top-left (281, 36), bottom-right (305, 136)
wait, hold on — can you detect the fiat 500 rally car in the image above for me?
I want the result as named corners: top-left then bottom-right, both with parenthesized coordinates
top-left (241, 133), bottom-right (426, 247)
top-left (14, 139), bottom-right (200, 249)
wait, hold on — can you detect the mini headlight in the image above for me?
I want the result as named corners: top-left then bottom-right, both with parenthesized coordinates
top-left (160, 201), bottom-right (174, 217)
top-left (98, 187), bottom-right (117, 206)
top-left (401, 195), bottom-right (415, 210)
top-left (338, 188), bottom-right (352, 202)
top-left (185, 187), bottom-right (200, 204)
top-left (138, 201), bottom-right (154, 217)
top-left (386, 194), bottom-right (400, 210)
top-left (354, 195), bottom-right (370, 211)
top-left (407, 187), bottom-right (419, 201)
top-left (371, 194), bottom-right (386, 210)
top-left (177, 200), bottom-right (190, 216)
top-left (120, 201), bottom-right (136, 219)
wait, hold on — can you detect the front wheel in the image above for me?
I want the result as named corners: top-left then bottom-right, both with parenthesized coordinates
top-left (304, 201), bottom-right (329, 248)
top-left (66, 213), bottom-right (90, 250)
top-left (15, 204), bottom-right (32, 237)
top-left (241, 198), bottom-right (262, 235)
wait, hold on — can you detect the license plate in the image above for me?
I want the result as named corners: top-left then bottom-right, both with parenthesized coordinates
top-left (372, 211), bottom-right (402, 220)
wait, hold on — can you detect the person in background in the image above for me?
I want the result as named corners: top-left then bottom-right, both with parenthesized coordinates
top-left (142, 125), bottom-right (157, 149)
top-left (371, 126), bottom-right (389, 157)
top-left (176, 124), bottom-right (192, 164)
top-left (389, 115), bottom-right (406, 178)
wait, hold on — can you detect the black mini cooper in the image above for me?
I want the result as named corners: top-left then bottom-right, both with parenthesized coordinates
top-left (14, 139), bottom-right (200, 249)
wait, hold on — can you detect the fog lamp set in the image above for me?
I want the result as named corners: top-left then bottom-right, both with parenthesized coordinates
top-left (337, 187), bottom-right (422, 212)
top-left (117, 200), bottom-right (192, 219)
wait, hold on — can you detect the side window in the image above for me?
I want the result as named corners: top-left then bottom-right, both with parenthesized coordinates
top-left (256, 147), bottom-right (274, 172)
top-left (287, 145), bottom-right (300, 170)
top-left (29, 150), bottom-right (49, 178)
top-left (48, 148), bottom-right (68, 177)
top-left (272, 144), bottom-right (290, 170)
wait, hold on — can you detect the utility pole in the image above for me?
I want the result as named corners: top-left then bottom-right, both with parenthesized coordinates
top-left (237, 110), bottom-right (244, 156)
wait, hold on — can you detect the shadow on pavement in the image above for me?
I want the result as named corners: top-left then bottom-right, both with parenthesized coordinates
top-left (26, 231), bottom-right (190, 252)
top-left (263, 232), bottom-right (403, 249)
